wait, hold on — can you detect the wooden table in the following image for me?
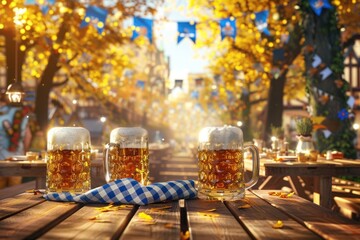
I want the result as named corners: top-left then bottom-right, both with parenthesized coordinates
top-left (1, 190), bottom-right (359, 239)
top-left (0, 159), bottom-right (105, 189)
top-left (245, 158), bottom-right (360, 209)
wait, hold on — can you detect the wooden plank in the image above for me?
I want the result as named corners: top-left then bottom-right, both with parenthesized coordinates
top-left (225, 191), bottom-right (321, 240)
top-left (120, 201), bottom-right (180, 240)
top-left (0, 161), bottom-right (46, 177)
top-left (264, 161), bottom-right (360, 176)
top-left (0, 180), bottom-right (37, 200)
top-left (186, 198), bottom-right (251, 239)
top-left (288, 176), bottom-right (307, 199)
top-left (264, 164), bottom-right (337, 176)
top-left (333, 197), bottom-right (360, 219)
top-left (252, 190), bottom-right (360, 239)
top-left (0, 200), bottom-right (82, 239)
top-left (0, 192), bottom-right (45, 220)
top-left (258, 176), bottom-right (285, 189)
top-left (41, 204), bottom-right (138, 239)
top-left (313, 176), bottom-right (332, 208)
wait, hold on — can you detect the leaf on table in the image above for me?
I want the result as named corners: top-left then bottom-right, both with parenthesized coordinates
top-left (180, 230), bottom-right (190, 240)
top-left (268, 191), bottom-right (294, 198)
top-left (149, 205), bottom-right (172, 212)
top-left (272, 220), bottom-right (284, 229)
top-left (238, 203), bottom-right (252, 209)
top-left (197, 211), bottom-right (220, 217)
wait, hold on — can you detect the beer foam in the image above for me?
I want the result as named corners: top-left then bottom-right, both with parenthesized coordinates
top-left (198, 125), bottom-right (243, 145)
top-left (47, 127), bottom-right (91, 149)
top-left (110, 127), bottom-right (148, 143)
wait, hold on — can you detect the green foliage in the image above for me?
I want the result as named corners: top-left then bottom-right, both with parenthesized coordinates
top-left (316, 122), bottom-right (357, 159)
top-left (295, 117), bottom-right (313, 136)
top-left (270, 125), bottom-right (284, 138)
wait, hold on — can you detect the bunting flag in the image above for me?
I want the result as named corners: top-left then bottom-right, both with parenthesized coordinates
top-left (273, 48), bottom-right (285, 65)
top-left (191, 90), bottom-right (199, 99)
top-left (132, 17), bottom-right (153, 43)
top-left (211, 90), bottom-right (218, 97)
top-left (280, 33), bottom-right (289, 43)
top-left (310, 54), bottom-right (333, 80)
top-left (25, 0), bottom-right (55, 14)
top-left (347, 96), bottom-right (355, 108)
top-left (309, 0), bottom-right (333, 16)
top-left (80, 6), bottom-right (108, 34)
top-left (319, 67), bottom-right (332, 80)
top-left (177, 22), bottom-right (196, 44)
top-left (255, 10), bottom-right (270, 36)
top-left (136, 80), bottom-right (145, 89)
top-left (312, 54), bottom-right (322, 68)
top-left (220, 18), bottom-right (236, 40)
top-left (322, 129), bottom-right (332, 138)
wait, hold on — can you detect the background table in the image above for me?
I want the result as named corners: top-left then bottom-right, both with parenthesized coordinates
top-left (0, 190), bottom-right (359, 239)
top-left (245, 157), bottom-right (360, 208)
top-left (0, 159), bottom-right (105, 189)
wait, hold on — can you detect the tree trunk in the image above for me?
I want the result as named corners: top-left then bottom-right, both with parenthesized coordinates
top-left (263, 22), bottom-right (302, 141)
top-left (34, 9), bottom-right (71, 132)
top-left (241, 87), bottom-right (251, 141)
top-left (4, 27), bottom-right (16, 87)
top-left (301, 1), bottom-right (356, 158)
top-left (264, 71), bottom-right (287, 140)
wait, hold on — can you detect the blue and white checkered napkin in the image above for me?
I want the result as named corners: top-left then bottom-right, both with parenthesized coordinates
top-left (43, 178), bottom-right (197, 205)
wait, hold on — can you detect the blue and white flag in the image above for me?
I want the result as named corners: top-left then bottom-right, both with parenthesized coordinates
top-left (25, 0), bottom-right (55, 14)
top-left (255, 10), bottom-right (270, 36)
top-left (177, 22), bottom-right (196, 44)
top-left (220, 18), bottom-right (236, 40)
top-left (191, 90), bottom-right (199, 99)
top-left (132, 17), bottom-right (153, 43)
top-left (309, 0), bottom-right (333, 16)
top-left (80, 6), bottom-right (108, 34)
top-left (136, 80), bottom-right (145, 89)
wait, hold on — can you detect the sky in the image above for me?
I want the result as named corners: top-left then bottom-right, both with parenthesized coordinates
top-left (154, 1), bottom-right (209, 89)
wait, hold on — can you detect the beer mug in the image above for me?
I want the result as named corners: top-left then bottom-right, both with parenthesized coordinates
top-left (46, 127), bottom-right (91, 193)
top-left (197, 126), bottom-right (259, 200)
top-left (103, 127), bottom-right (149, 185)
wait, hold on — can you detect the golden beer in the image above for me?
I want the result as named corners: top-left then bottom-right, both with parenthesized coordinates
top-left (104, 145), bottom-right (149, 184)
top-left (47, 149), bottom-right (91, 193)
top-left (104, 127), bottom-right (149, 185)
top-left (198, 149), bottom-right (245, 197)
top-left (46, 127), bottom-right (92, 193)
top-left (197, 126), bottom-right (259, 200)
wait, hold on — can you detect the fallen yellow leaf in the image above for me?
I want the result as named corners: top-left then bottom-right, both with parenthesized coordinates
top-left (272, 220), bottom-right (284, 229)
top-left (138, 212), bottom-right (153, 221)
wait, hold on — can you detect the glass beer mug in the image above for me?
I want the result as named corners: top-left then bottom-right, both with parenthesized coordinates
top-left (46, 127), bottom-right (91, 193)
top-left (103, 127), bottom-right (149, 185)
top-left (197, 125), bottom-right (259, 200)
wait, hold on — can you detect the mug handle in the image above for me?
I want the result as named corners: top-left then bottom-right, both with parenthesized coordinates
top-left (244, 143), bottom-right (260, 189)
top-left (103, 143), bottom-right (117, 183)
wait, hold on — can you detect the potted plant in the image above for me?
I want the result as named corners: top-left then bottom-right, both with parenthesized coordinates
top-left (295, 117), bottom-right (317, 161)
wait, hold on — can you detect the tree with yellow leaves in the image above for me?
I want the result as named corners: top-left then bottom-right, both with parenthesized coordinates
top-left (0, 0), bottom-right (162, 132)
top-left (189, 0), bottom-right (359, 154)
top-left (189, 0), bottom-right (305, 141)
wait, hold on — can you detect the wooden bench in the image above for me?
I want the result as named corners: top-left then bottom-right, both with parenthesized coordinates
top-left (334, 196), bottom-right (360, 221)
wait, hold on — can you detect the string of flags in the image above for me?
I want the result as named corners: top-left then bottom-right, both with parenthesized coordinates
top-left (80, 6), bottom-right (108, 34)
top-left (310, 52), bottom-right (355, 139)
top-left (23, 0), bottom-right (333, 42)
